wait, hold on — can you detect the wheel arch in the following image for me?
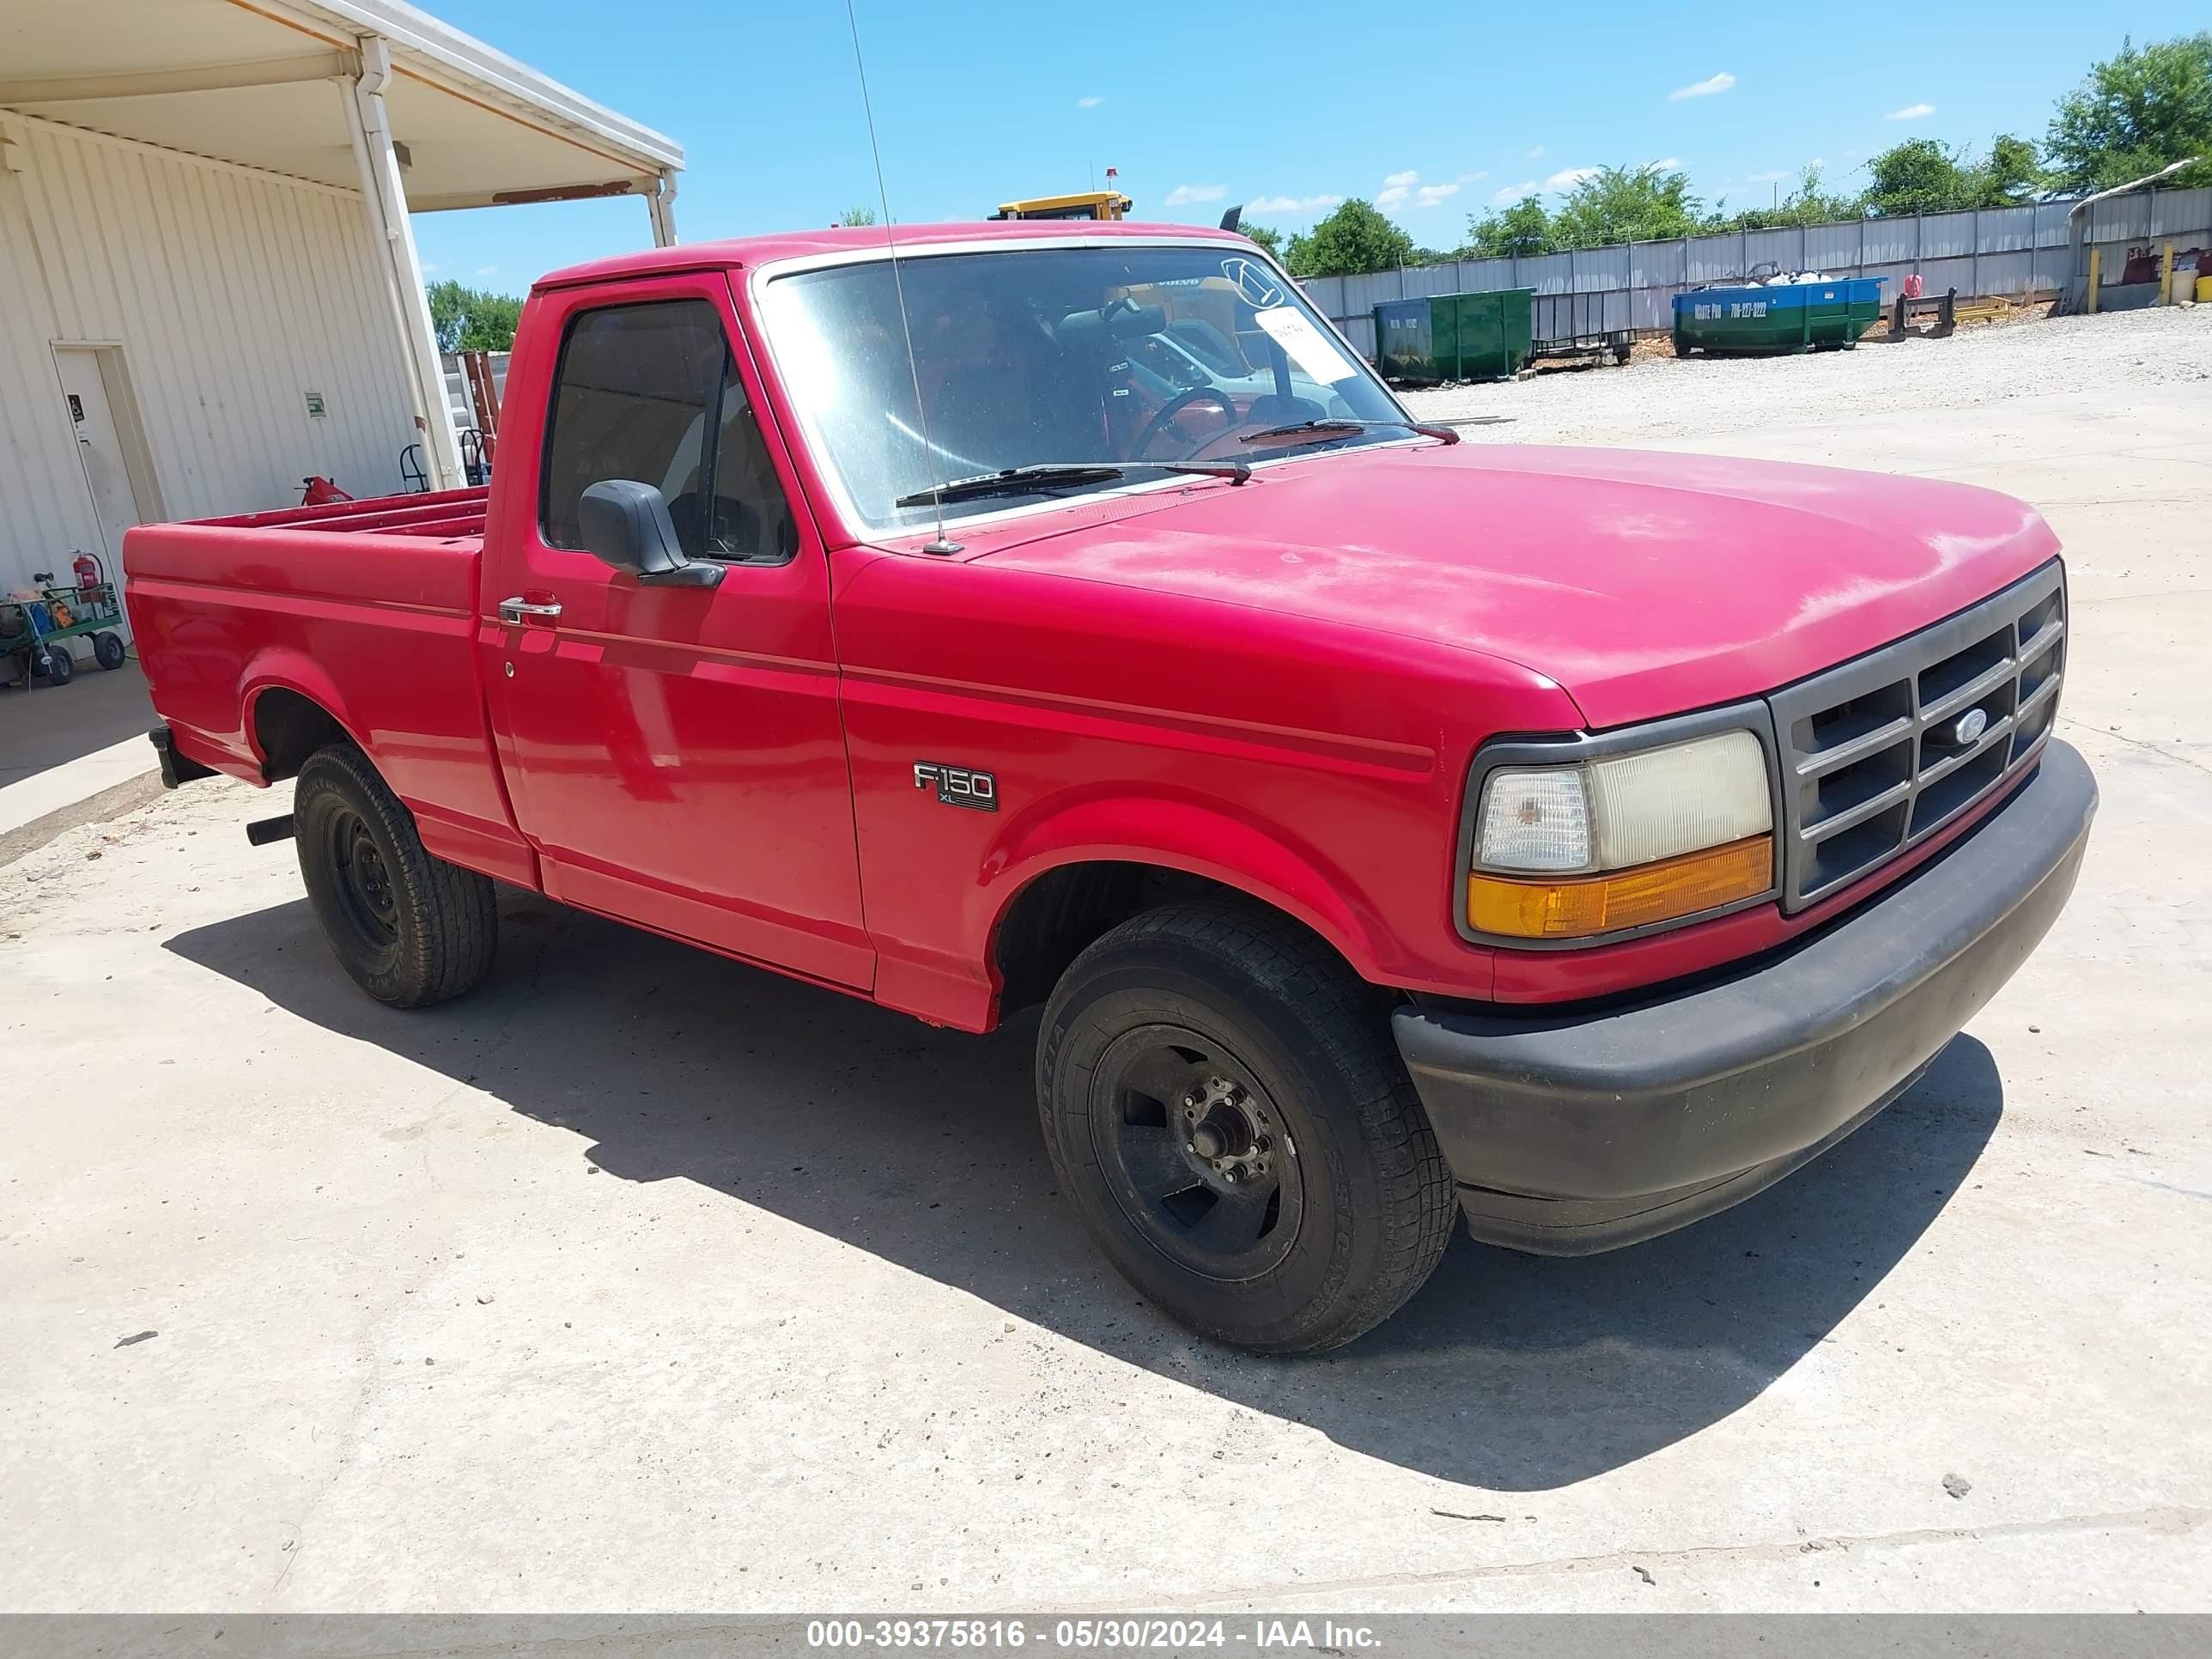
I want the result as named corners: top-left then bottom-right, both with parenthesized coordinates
top-left (240, 652), bottom-right (368, 783)
top-left (981, 797), bottom-right (1390, 1022)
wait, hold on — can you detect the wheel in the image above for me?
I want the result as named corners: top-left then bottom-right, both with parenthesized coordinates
top-left (94, 631), bottom-right (126, 670)
top-left (1037, 903), bottom-right (1456, 1353)
top-left (40, 643), bottom-right (74, 685)
top-left (293, 742), bottom-right (497, 1007)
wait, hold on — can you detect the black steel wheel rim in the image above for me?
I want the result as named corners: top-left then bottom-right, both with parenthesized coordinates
top-left (1088, 1022), bottom-right (1304, 1282)
top-left (325, 806), bottom-right (399, 951)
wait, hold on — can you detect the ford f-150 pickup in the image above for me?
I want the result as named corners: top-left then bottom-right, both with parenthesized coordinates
top-left (127, 222), bottom-right (2097, 1352)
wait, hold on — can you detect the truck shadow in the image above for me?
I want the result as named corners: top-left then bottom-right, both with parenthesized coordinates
top-left (166, 890), bottom-right (2003, 1493)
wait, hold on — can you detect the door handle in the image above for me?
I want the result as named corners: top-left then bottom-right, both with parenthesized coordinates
top-left (499, 597), bottom-right (562, 627)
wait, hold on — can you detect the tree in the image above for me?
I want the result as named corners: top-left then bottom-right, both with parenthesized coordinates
top-left (1863, 138), bottom-right (1978, 215)
top-left (1463, 196), bottom-right (1553, 258)
top-left (839, 205), bottom-right (878, 227)
top-left (424, 280), bottom-right (522, 353)
top-left (1242, 223), bottom-right (1285, 257)
top-left (1549, 165), bottom-right (1712, 247)
top-left (1283, 198), bottom-right (1415, 276)
top-left (1982, 133), bottom-right (2043, 203)
top-left (1723, 165), bottom-right (1864, 231)
top-left (1861, 134), bottom-right (2047, 215)
top-left (2045, 32), bottom-right (2212, 191)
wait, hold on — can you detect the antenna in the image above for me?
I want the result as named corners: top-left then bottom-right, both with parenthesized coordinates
top-left (842, 0), bottom-right (959, 555)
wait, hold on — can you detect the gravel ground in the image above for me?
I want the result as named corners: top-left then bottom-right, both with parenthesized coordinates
top-left (1402, 304), bottom-right (2212, 445)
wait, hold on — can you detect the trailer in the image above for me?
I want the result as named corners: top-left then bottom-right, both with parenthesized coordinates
top-left (1530, 290), bottom-right (1636, 366)
top-left (2, 560), bottom-right (128, 690)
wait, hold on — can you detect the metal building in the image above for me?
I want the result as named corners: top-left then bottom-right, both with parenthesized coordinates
top-left (0, 0), bottom-right (683, 600)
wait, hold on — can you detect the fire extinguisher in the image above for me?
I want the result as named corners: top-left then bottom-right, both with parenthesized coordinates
top-left (72, 550), bottom-right (105, 592)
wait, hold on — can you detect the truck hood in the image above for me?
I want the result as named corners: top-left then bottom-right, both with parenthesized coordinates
top-left (968, 442), bottom-right (2062, 729)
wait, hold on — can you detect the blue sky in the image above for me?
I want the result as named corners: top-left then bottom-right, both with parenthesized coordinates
top-left (411, 3), bottom-right (2202, 291)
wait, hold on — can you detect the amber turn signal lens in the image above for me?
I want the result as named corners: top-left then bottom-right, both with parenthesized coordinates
top-left (1468, 835), bottom-right (1774, 940)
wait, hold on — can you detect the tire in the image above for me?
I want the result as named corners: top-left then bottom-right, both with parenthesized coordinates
top-left (1037, 903), bottom-right (1456, 1353)
top-left (41, 644), bottom-right (74, 686)
top-left (293, 742), bottom-right (497, 1007)
top-left (94, 631), bottom-right (126, 670)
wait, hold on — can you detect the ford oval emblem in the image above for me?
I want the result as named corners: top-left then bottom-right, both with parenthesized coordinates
top-left (1952, 707), bottom-right (1989, 745)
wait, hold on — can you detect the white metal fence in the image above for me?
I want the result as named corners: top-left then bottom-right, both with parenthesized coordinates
top-left (1300, 188), bottom-right (2212, 361)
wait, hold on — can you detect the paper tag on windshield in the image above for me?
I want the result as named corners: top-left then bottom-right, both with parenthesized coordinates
top-left (1253, 306), bottom-right (1358, 384)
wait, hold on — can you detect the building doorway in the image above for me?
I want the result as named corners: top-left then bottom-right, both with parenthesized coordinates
top-left (53, 346), bottom-right (161, 601)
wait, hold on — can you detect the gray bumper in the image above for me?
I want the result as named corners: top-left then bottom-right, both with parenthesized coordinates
top-left (1394, 739), bottom-right (2097, 1255)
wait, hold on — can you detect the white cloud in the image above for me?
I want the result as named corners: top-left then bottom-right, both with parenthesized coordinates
top-left (1457, 170), bottom-right (1489, 183)
top-left (473, 265), bottom-right (497, 276)
top-left (1885, 102), bottom-right (1935, 120)
top-left (1747, 168), bottom-right (1791, 183)
top-left (1076, 95), bottom-right (1103, 108)
top-left (1645, 156), bottom-right (1680, 172)
top-left (1669, 70), bottom-right (1735, 100)
top-left (421, 262), bottom-right (440, 274)
top-left (1163, 183), bottom-right (1226, 205)
top-left (1374, 185), bottom-right (1411, 209)
top-left (1492, 179), bottom-right (1539, 204)
top-left (1382, 168), bottom-right (1419, 188)
top-left (1526, 146), bottom-right (1546, 159)
top-left (1413, 183), bottom-right (1461, 209)
top-left (1543, 166), bottom-right (1601, 192)
top-left (1248, 192), bottom-right (1342, 214)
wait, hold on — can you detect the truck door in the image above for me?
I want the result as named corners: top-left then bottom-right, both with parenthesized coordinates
top-left (482, 275), bottom-right (871, 989)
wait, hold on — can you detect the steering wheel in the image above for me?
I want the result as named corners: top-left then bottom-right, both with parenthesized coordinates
top-left (1133, 385), bottom-right (1240, 459)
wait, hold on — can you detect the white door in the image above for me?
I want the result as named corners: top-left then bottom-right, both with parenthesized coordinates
top-left (55, 349), bottom-right (147, 587)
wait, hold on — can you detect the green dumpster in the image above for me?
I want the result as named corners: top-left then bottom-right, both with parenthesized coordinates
top-left (1373, 289), bottom-right (1534, 384)
top-left (1670, 278), bottom-right (1885, 355)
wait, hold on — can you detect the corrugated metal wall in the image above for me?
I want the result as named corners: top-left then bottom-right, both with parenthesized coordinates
top-left (0, 113), bottom-right (416, 593)
top-left (1304, 190), bottom-right (2212, 362)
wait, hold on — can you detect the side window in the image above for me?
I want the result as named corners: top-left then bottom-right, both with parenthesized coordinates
top-left (702, 355), bottom-right (801, 564)
top-left (540, 298), bottom-right (799, 566)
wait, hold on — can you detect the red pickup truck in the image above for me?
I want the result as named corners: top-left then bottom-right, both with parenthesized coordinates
top-left (128, 222), bottom-right (2095, 1352)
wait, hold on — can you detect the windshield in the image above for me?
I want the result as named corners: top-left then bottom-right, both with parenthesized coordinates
top-left (758, 243), bottom-right (1413, 532)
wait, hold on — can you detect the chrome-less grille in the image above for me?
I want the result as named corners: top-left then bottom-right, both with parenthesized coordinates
top-left (1769, 561), bottom-right (2066, 911)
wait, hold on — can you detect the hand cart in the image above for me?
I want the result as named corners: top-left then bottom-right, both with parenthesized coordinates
top-left (2, 554), bottom-right (131, 690)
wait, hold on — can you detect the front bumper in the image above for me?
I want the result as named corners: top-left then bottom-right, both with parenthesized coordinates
top-left (1394, 739), bottom-right (2097, 1255)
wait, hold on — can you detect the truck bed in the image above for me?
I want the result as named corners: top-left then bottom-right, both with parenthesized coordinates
top-left (122, 484), bottom-right (533, 887)
top-left (198, 485), bottom-right (491, 544)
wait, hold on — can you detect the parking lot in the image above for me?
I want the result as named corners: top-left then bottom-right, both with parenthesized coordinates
top-left (3, 305), bottom-right (2208, 1613)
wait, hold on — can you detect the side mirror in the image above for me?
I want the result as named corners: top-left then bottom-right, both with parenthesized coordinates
top-left (577, 480), bottom-right (723, 587)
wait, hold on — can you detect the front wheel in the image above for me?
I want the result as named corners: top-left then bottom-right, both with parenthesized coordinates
top-left (294, 743), bottom-right (497, 1007)
top-left (1037, 904), bottom-right (1456, 1353)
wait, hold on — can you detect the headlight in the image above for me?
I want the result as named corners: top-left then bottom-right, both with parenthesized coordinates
top-left (1468, 730), bottom-right (1774, 940)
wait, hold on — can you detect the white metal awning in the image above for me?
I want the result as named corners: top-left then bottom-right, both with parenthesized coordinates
top-left (1, 0), bottom-right (684, 494)
top-left (0, 0), bottom-right (682, 212)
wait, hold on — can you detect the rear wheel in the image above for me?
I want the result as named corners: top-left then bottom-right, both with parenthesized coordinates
top-left (94, 631), bottom-right (126, 670)
top-left (1037, 903), bottom-right (1456, 1353)
top-left (294, 743), bottom-right (496, 1007)
top-left (40, 644), bottom-right (73, 686)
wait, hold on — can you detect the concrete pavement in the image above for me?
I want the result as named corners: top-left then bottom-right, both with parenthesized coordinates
top-left (2, 334), bottom-right (2207, 1614)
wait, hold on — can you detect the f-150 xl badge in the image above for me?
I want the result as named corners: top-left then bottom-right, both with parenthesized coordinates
top-left (914, 762), bottom-right (998, 812)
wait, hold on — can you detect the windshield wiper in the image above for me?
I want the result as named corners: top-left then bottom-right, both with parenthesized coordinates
top-left (895, 459), bottom-right (1249, 509)
top-left (1239, 416), bottom-right (1461, 446)
top-left (896, 465), bottom-right (1121, 508)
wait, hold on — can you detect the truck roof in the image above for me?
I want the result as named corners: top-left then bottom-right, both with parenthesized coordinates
top-left (535, 219), bottom-right (1253, 290)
